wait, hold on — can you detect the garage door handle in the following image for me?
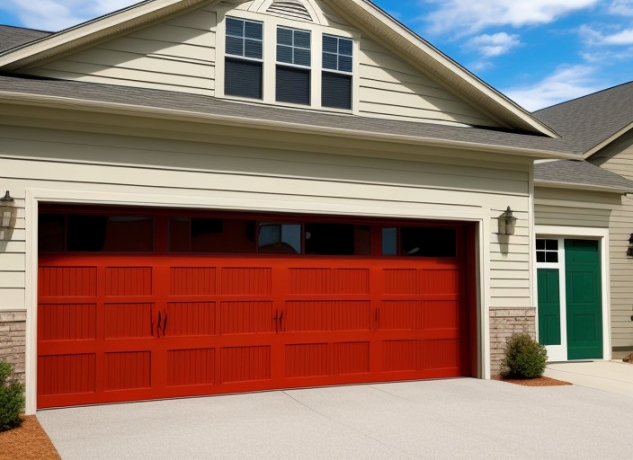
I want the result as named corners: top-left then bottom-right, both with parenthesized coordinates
top-left (279, 311), bottom-right (284, 331)
top-left (163, 315), bottom-right (168, 336)
top-left (157, 311), bottom-right (162, 338)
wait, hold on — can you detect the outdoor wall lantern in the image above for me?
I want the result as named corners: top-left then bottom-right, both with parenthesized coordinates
top-left (498, 206), bottom-right (517, 236)
top-left (0, 191), bottom-right (17, 241)
top-left (627, 233), bottom-right (633, 258)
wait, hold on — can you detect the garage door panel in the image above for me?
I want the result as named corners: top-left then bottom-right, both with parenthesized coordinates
top-left (220, 301), bottom-right (275, 335)
top-left (288, 268), bottom-right (370, 295)
top-left (105, 267), bottom-right (153, 296)
top-left (104, 303), bottom-right (154, 339)
top-left (383, 269), bottom-right (417, 295)
top-left (220, 346), bottom-right (272, 383)
top-left (170, 267), bottom-right (217, 296)
top-left (332, 341), bottom-right (371, 376)
top-left (424, 301), bottom-right (461, 330)
top-left (39, 266), bottom-right (97, 297)
top-left (165, 302), bottom-right (216, 336)
top-left (284, 301), bottom-right (371, 332)
top-left (38, 353), bottom-right (97, 396)
top-left (285, 343), bottom-right (329, 378)
top-left (423, 339), bottom-right (461, 370)
top-left (379, 301), bottom-right (421, 331)
top-left (220, 267), bottom-right (272, 295)
top-left (167, 348), bottom-right (215, 387)
top-left (421, 269), bottom-right (460, 294)
top-left (104, 351), bottom-right (152, 391)
top-left (383, 340), bottom-right (422, 372)
top-left (38, 303), bottom-right (98, 341)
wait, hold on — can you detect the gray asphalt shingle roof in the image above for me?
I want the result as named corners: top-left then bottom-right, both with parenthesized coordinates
top-left (534, 160), bottom-right (633, 192)
top-left (0, 74), bottom-right (573, 154)
top-left (0, 25), bottom-right (51, 53)
top-left (534, 81), bottom-right (633, 155)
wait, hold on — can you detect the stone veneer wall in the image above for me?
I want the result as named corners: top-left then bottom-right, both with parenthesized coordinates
top-left (0, 311), bottom-right (26, 384)
top-left (490, 307), bottom-right (536, 376)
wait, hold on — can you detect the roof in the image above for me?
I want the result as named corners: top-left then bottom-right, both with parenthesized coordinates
top-left (534, 81), bottom-right (633, 158)
top-left (0, 74), bottom-right (575, 158)
top-left (0, 25), bottom-right (52, 53)
top-left (534, 160), bottom-right (633, 193)
top-left (0, 0), bottom-right (558, 138)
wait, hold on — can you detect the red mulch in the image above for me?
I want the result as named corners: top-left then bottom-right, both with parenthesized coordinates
top-left (492, 375), bottom-right (571, 386)
top-left (0, 416), bottom-right (60, 460)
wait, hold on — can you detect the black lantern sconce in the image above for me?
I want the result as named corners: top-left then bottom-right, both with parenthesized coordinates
top-left (0, 191), bottom-right (17, 241)
top-left (627, 233), bottom-right (633, 258)
top-left (498, 206), bottom-right (517, 236)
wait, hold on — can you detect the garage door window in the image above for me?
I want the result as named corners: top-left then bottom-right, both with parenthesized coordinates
top-left (381, 226), bottom-right (456, 258)
top-left (258, 222), bottom-right (301, 254)
top-left (170, 218), bottom-right (256, 253)
top-left (305, 223), bottom-right (370, 255)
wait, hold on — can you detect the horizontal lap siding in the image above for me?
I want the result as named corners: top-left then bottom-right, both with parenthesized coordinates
top-left (591, 144), bottom-right (633, 348)
top-left (358, 38), bottom-right (499, 128)
top-left (0, 126), bottom-right (531, 311)
top-left (25, 10), bottom-right (217, 96)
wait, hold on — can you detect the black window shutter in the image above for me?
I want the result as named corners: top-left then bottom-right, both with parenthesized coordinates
top-left (276, 66), bottom-right (310, 105)
top-left (322, 72), bottom-right (351, 109)
top-left (225, 58), bottom-right (263, 99)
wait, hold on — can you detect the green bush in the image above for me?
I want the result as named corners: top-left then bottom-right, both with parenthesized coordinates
top-left (0, 361), bottom-right (25, 432)
top-left (501, 333), bottom-right (548, 379)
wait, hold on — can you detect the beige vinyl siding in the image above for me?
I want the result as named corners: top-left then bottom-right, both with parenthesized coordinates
top-left (0, 196), bottom-right (25, 308)
top-left (25, 8), bottom-right (217, 96)
top-left (0, 124), bottom-right (531, 311)
top-left (590, 137), bottom-right (633, 349)
top-left (358, 38), bottom-right (499, 128)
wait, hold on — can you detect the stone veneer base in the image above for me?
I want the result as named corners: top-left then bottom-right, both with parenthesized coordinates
top-left (0, 310), bottom-right (26, 383)
top-left (489, 307), bottom-right (537, 376)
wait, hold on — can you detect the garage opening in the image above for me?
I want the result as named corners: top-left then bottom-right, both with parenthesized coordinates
top-left (37, 205), bottom-right (476, 409)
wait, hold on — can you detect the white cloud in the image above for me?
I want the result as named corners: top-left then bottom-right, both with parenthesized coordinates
top-left (1, 0), bottom-right (137, 31)
top-left (580, 24), bottom-right (633, 45)
top-left (466, 33), bottom-right (520, 57)
top-left (608, 0), bottom-right (633, 15)
top-left (503, 65), bottom-right (602, 111)
top-left (421, 0), bottom-right (599, 35)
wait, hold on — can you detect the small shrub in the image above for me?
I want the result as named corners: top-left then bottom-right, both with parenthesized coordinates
top-left (501, 333), bottom-right (547, 379)
top-left (0, 361), bottom-right (25, 432)
top-left (623, 353), bottom-right (633, 363)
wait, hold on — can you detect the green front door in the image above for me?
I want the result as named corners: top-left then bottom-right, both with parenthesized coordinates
top-left (565, 240), bottom-right (603, 360)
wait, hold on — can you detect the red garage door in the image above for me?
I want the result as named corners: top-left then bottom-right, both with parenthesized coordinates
top-left (37, 207), bottom-right (474, 409)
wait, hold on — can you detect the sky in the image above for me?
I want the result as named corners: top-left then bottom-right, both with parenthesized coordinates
top-left (0, 0), bottom-right (632, 111)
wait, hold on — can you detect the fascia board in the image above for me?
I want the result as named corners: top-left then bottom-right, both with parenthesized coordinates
top-left (324, 0), bottom-right (560, 139)
top-left (534, 179), bottom-right (633, 194)
top-left (0, 90), bottom-right (577, 160)
top-left (583, 121), bottom-right (633, 160)
top-left (0, 0), bottom-right (212, 71)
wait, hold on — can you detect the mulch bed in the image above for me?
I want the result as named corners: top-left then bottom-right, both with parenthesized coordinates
top-left (493, 375), bottom-right (572, 387)
top-left (0, 416), bottom-right (60, 460)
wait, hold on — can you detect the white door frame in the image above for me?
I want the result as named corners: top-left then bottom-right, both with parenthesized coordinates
top-left (534, 226), bottom-right (611, 362)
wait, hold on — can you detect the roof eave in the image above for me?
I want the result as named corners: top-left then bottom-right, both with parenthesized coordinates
top-left (0, 90), bottom-right (576, 160)
top-left (0, 0), bottom-right (212, 71)
top-left (583, 120), bottom-right (633, 159)
top-left (534, 179), bottom-right (633, 194)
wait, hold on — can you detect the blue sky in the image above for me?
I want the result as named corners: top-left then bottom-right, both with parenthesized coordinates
top-left (1, 0), bottom-right (632, 110)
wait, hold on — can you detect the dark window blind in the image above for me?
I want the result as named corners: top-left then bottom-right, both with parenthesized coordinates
top-left (225, 58), bottom-right (263, 99)
top-left (276, 66), bottom-right (310, 105)
top-left (322, 72), bottom-right (352, 109)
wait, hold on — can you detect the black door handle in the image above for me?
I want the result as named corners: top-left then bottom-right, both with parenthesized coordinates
top-left (163, 314), bottom-right (168, 336)
top-left (157, 311), bottom-right (162, 338)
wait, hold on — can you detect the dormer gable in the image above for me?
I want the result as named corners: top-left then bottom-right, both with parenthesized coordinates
top-left (0, 0), bottom-right (558, 136)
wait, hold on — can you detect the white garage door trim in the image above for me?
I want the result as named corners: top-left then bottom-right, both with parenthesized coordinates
top-left (24, 187), bottom-right (491, 414)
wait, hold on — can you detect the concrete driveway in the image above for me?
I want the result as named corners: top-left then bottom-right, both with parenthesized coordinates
top-left (38, 378), bottom-right (633, 460)
top-left (546, 360), bottom-right (633, 398)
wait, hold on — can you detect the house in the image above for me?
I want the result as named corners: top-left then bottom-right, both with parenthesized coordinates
top-left (0, 0), bottom-right (629, 416)
top-left (532, 85), bottom-right (633, 361)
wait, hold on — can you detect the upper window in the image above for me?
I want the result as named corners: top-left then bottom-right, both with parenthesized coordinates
top-left (322, 35), bottom-right (353, 110)
top-left (382, 226), bottom-right (456, 258)
top-left (225, 17), bottom-right (264, 99)
top-left (276, 27), bottom-right (311, 105)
